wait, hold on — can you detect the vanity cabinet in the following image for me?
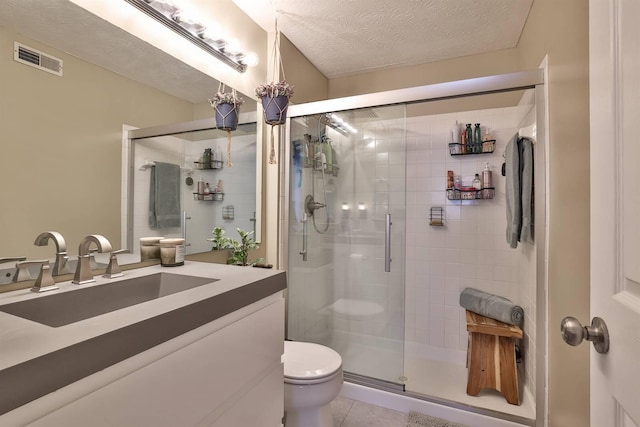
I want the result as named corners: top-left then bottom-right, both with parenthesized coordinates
top-left (25, 295), bottom-right (285, 427)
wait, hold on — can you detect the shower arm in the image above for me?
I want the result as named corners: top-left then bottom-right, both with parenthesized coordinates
top-left (300, 213), bottom-right (308, 261)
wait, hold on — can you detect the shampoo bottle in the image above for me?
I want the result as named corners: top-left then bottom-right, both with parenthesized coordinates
top-left (482, 162), bottom-right (493, 188)
top-left (451, 121), bottom-right (460, 143)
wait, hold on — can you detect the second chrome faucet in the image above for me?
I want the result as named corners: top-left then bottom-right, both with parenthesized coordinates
top-left (72, 235), bottom-right (113, 285)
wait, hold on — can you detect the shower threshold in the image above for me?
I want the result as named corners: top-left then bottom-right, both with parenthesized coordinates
top-left (343, 371), bottom-right (535, 427)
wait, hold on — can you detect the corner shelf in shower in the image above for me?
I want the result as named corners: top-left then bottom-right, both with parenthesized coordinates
top-left (301, 159), bottom-right (340, 176)
top-left (448, 140), bottom-right (496, 156)
top-left (193, 192), bottom-right (224, 201)
top-left (446, 188), bottom-right (495, 201)
top-left (193, 160), bottom-right (224, 170)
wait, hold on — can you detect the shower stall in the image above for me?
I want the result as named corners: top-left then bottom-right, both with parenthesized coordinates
top-left (281, 70), bottom-right (546, 426)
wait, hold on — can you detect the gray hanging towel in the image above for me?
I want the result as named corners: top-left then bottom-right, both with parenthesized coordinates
top-left (149, 162), bottom-right (181, 229)
top-left (505, 135), bottom-right (522, 248)
top-left (519, 138), bottom-right (534, 244)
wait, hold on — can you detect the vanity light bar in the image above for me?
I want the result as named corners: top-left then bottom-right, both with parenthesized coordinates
top-left (123, 0), bottom-right (249, 73)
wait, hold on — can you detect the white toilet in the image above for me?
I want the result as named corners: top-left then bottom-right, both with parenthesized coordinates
top-left (282, 341), bottom-right (343, 427)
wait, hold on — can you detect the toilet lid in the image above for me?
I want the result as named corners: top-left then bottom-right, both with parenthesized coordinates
top-left (283, 341), bottom-right (342, 380)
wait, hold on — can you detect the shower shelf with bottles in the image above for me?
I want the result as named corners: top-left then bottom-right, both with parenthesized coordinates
top-left (193, 192), bottom-right (224, 202)
top-left (194, 160), bottom-right (224, 170)
top-left (302, 159), bottom-right (340, 176)
top-left (448, 140), bottom-right (496, 156)
top-left (446, 188), bottom-right (495, 201)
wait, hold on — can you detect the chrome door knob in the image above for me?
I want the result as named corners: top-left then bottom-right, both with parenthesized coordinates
top-left (560, 316), bottom-right (609, 354)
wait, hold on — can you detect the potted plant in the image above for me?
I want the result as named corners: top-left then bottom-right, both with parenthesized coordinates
top-left (209, 84), bottom-right (243, 167)
top-left (209, 85), bottom-right (244, 131)
top-left (255, 80), bottom-right (294, 125)
top-left (208, 227), bottom-right (259, 266)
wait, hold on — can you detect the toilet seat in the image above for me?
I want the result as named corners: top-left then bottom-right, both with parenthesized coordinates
top-left (283, 341), bottom-right (342, 385)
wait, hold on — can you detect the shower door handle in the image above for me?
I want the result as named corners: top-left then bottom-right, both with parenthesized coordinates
top-left (385, 213), bottom-right (392, 272)
top-left (300, 213), bottom-right (308, 261)
top-left (182, 211), bottom-right (192, 247)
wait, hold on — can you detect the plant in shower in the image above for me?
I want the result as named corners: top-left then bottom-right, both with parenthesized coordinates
top-left (208, 227), bottom-right (259, 266)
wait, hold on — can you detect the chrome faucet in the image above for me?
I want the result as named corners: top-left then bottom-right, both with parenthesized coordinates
top-left (34, 231), bottom-right (70, 276)
top-left (72, 235), bottom-right (113, 285)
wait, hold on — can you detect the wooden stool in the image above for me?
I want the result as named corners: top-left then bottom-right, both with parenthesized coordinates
top-left (465, 310), bottom-right (522, 405)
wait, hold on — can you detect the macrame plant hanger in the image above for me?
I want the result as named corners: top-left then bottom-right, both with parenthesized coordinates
top-left (265, 16), bottom-right (287, 165)
top-left (214, 82), bottom-right (237, 168)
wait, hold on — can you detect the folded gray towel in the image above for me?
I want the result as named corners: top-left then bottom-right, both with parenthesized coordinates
top-left (459, 287), bottom-right (524, 326)
top-left (149, 162), bottom-right (181, 229)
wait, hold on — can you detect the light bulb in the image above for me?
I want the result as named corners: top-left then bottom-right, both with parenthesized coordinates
top-left (225, 38), bottom-right (242, 54)
top-left (242, 52), bottom-right (259, 67)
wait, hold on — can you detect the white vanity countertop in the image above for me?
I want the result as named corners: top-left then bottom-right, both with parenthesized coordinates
top-left (0, 261), bottom-right (285, 373)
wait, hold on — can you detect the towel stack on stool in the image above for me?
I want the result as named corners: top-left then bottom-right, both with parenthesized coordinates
top-left (459, 287), bottom-right (524, 405)
top-left (459, 287), bottom-right (524, 326)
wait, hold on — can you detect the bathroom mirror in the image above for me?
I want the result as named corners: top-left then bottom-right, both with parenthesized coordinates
top-left (127, 115), bottom-right (261, 257)
top-left (0, 0), bottom-right (263, 278)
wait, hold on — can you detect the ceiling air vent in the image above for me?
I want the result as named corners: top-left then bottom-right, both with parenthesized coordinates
top-left (13, 42), bottom-right (63, 76)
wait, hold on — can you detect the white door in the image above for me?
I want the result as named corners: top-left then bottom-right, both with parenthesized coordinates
top-left (589, 0), bottom-right (640, 426)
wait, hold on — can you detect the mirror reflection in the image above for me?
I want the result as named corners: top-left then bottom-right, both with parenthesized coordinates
top-left (0, 1), bottom-right (262, 288)
top-left (129, 120), bottom-right (258, 258)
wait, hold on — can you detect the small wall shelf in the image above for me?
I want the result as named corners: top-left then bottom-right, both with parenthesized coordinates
top-left (446, 188), bottom-right (495, 200)
top-left (448, 140), bottom-right (495, 156)
top-left (429, 206), bottom-right (444, 226)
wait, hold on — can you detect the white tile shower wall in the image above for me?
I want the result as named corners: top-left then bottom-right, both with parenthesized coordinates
top-left (185, 136), bottom-right (257, 254)
top-left (404, 106), bottom-right (536, 394)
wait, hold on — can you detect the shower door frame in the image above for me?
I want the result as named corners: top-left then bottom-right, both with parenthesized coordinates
top-left (278, 68), bottom-right (547, 425)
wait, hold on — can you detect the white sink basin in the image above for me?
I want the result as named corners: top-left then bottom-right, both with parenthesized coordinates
top-left (0, 273), bottom-right (216, 327)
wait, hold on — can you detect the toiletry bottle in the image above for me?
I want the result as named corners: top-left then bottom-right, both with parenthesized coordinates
top-left (460, 128), bottom-right (467, 154)
top-left (204, 183), bottom-right (211, 194)
top-left (323, 139), bottom-right (333, 170)
top-left (451, 121), bottom-right (460, 143)
top-left (474, 123), bottom-right (482, 153)
top-left (202, 148), bottom-right (212, 168)
top-left (465, 124), bottom-right (473, 146)
top-left (197, 177), bottom-right (205, 195)
top-left (482, 162), bottom-right (493, 188)
top-left (473, 174), bottom-right (482, 190)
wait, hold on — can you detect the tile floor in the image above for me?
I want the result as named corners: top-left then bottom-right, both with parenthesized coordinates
top-left (331, 396), bottom-right (407, 427)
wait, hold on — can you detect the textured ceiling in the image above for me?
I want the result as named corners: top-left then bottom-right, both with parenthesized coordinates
top-left (234, 0), bottom-right (533, 78)
top-left (0, 0), bottom-right (221, 103)
top-left (0, 0), bottom-right (533, 103)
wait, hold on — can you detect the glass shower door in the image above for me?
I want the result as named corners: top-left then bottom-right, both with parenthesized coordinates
top-left (287, 105), bottom-right (406, 386)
